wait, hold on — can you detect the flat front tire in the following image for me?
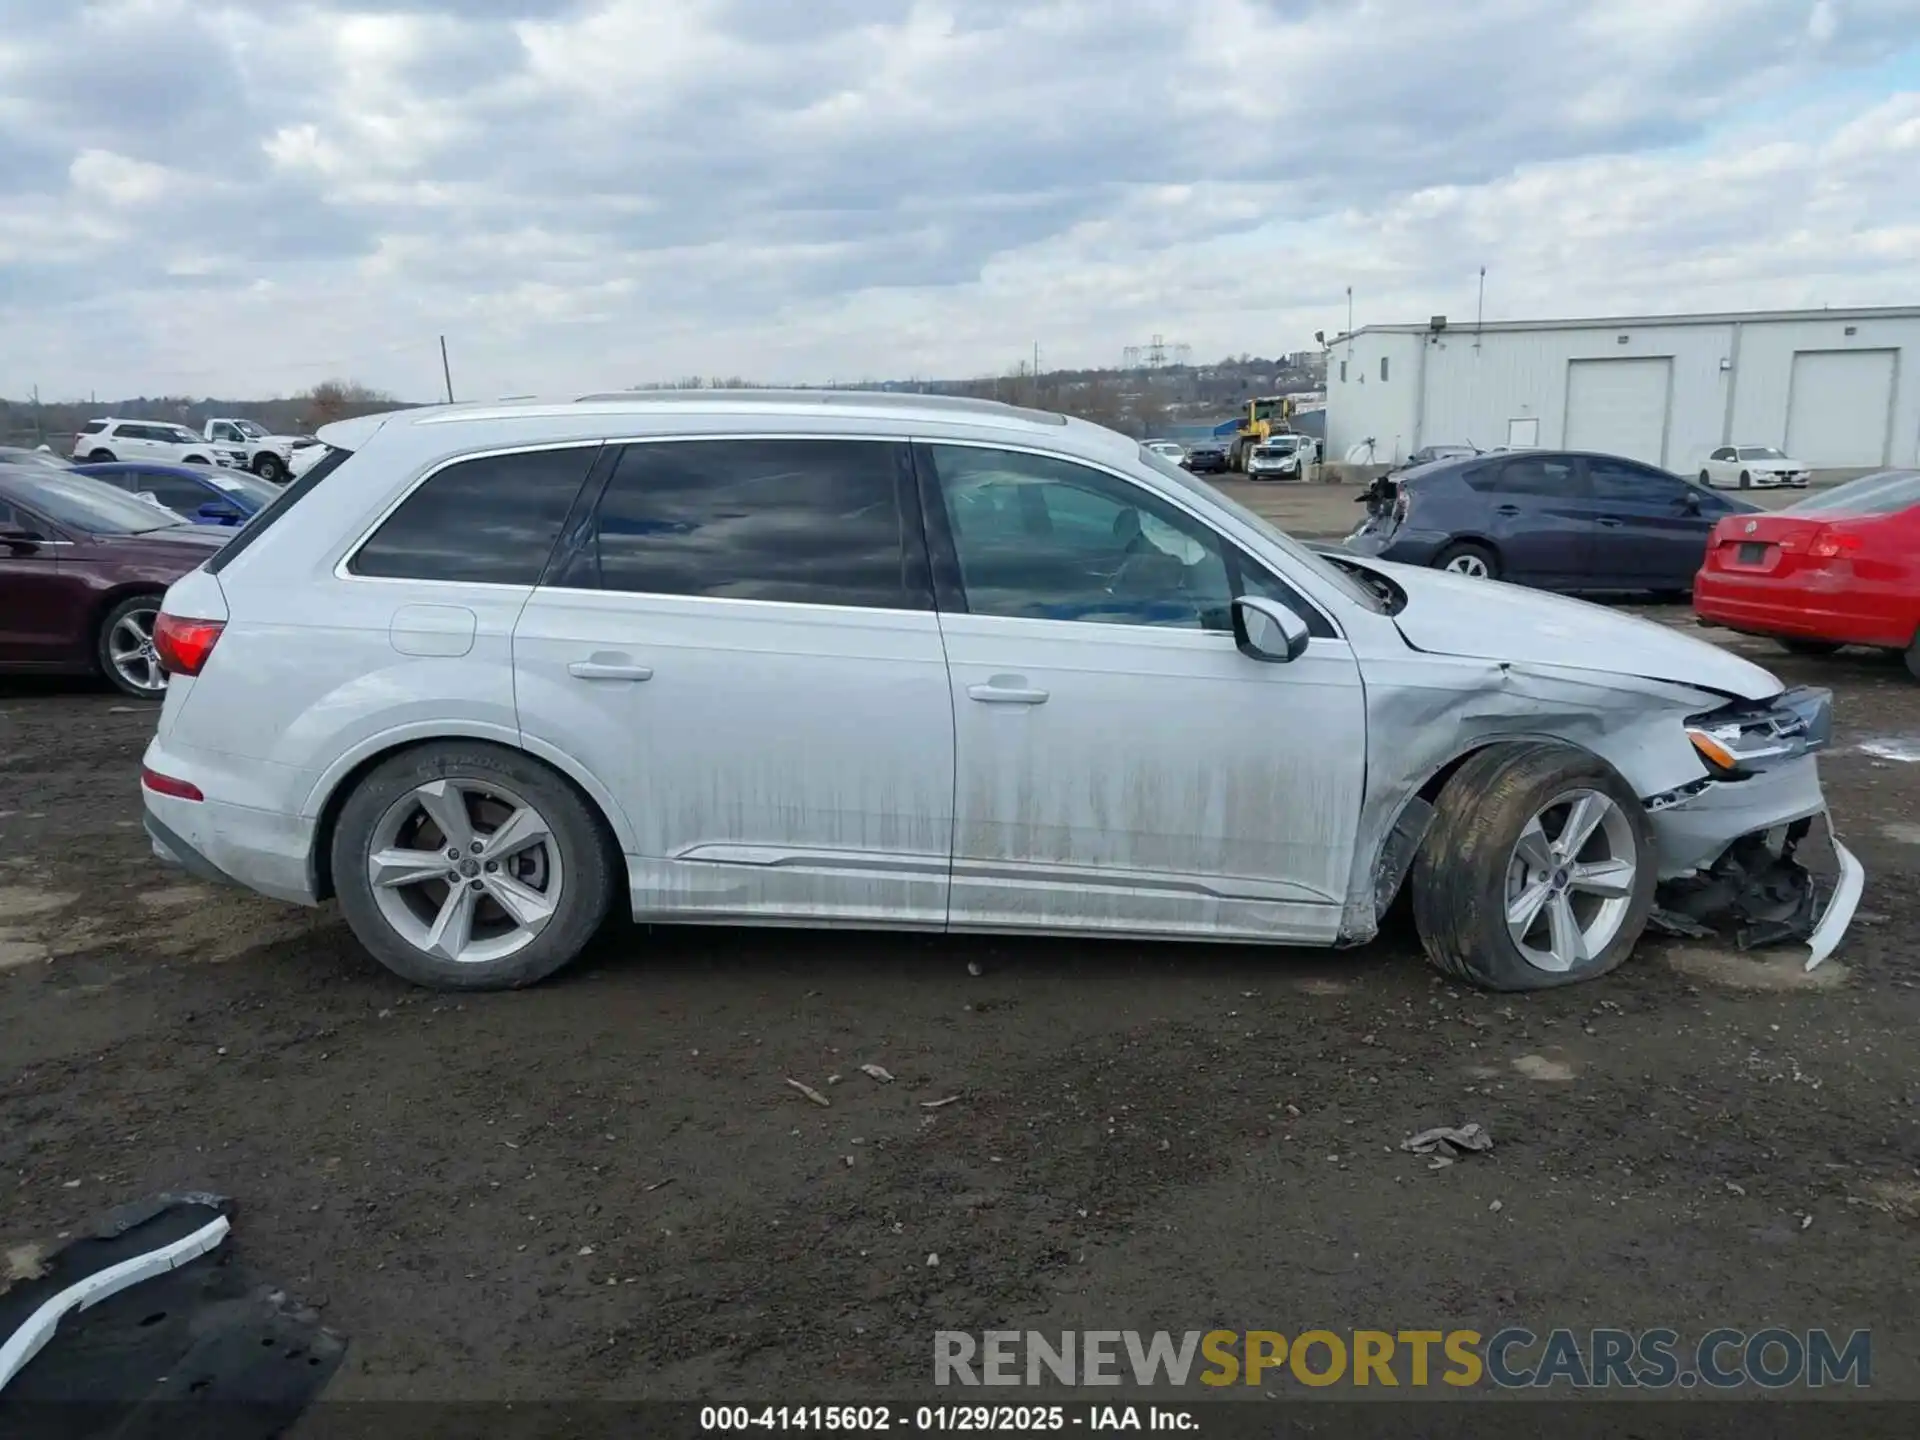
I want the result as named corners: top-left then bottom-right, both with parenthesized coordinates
top-left (331, 742), bottom-right (616, 990)
top-left (1411, 742), bottom-right (1655, 991)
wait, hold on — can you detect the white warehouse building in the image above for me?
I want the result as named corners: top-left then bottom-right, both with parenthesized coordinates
top-left (1325, 305), bottom-right (1920, 476)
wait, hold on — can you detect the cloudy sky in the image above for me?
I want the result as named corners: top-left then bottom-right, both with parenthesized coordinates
top-left (2, 0), bottom-right (1918, 401)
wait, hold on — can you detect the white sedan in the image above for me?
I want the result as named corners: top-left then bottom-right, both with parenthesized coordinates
top-left (1700, 446), bottom-right (1810, 490)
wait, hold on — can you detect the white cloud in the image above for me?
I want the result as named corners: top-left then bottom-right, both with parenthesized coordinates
top-left (0, 0), bottom-right (1916, 399)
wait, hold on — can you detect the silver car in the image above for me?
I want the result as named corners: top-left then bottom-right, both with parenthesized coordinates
top-left (140, 390), bottom-right (1863, 991)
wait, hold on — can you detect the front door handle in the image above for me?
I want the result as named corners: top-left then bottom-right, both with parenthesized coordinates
top-left (1494, 504), bottom-right (1521, 516)
top-left (1596, 516), bottom-right (1623, 528)
top-left (968, 680), bottom-right (1049, 705)
top-left (569, 659), bottom-right (653, 682)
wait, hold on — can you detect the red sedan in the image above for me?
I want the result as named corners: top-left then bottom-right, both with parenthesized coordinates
top-left (1694, 469), bottom-right (1920, 675)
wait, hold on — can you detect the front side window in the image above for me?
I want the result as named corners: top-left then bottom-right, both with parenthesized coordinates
top-left (926, 444), bottom-right (1234, 631)
top-left (557, 438), bottom-right (927, 610)
top-left (350, 445), bottom-right (597, 585)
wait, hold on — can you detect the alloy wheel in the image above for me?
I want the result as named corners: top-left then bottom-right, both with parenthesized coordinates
top-left (108, 607), bottom-right (167, 695)
top-left (1444, 553), bottom-right (1490, 578)
top-left (366, 778), bottom-right (565, 965)
top-left (1503, 789), bottom-right (1638, 972)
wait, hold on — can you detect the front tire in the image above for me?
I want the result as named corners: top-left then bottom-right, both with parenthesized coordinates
top-left (253, 452), bottom-right (287, 484)
top-left (1433, 540), bottom-right (1499, 580)
top-left (1411, 742), bottom-right (1655, 991)
top-left (97, 594), bottom-right (167, 700)
top-left (331, 742), bottom-right (616, 990)
top-left (1739, 470), bottom-right (1752, 490)
top-left (183, 453), bottom-right (210, 466)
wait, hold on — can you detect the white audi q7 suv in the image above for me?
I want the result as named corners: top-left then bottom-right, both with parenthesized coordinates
top-left (141, 391), bottom-right (1861, 991)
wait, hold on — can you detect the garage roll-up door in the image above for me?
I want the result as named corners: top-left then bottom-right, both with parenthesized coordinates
top-left (1564, 357), bottom-right (1673, 466)
top-left (1786, 350), bottom-right (1895, 468)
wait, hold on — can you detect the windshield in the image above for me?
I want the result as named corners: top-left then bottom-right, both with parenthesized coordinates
top-left (1135, 444), bottom-right (1383, 613)
top-left (1736, 447), bottom-right (1787, 461)
top-left (1259, 439), bottom-right (1300, 454)
top-left (1782, 470), bottom-right (1920, 516)
top-left (3, 471), bottom-right (191, 534)
top-left (232, 420), bottom-right (267, 439)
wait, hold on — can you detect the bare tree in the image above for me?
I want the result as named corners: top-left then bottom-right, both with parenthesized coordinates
top-left (304, 379), bottom-right (395, 428)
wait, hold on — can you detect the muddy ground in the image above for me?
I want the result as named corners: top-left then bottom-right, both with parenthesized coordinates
top-left (2, 485), bottom-right (1917, 1408)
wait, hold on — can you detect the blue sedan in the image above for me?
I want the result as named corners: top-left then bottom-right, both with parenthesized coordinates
top-left (74, 461), bottom-right (279, 528)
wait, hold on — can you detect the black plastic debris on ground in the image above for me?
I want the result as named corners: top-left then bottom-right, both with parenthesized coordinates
top-left (0, 1192), bottom-right (345, 1440)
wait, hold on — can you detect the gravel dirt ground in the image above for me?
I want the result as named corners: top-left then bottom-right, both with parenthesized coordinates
top-left (3, 483), bottom-right (1916, 1411)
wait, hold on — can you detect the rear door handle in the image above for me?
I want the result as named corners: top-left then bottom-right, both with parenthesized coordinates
top-left (968, 681), bottom-right (1049, 705)
top-left (569, 659), bottom-right (653, 682)
top-left (1596, 517), bottom-right (1623, 528)
top-left (1494, 504), bottom-right (1520, 516)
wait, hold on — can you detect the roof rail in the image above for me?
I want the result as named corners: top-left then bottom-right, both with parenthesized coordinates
top-left (570, 387), bottom-right (1068, 426)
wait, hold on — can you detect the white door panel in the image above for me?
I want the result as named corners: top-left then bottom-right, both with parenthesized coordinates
top-left (514, 590), bottom-right (955, 927)
top-left (940, 612), bottom-right (1366, 941)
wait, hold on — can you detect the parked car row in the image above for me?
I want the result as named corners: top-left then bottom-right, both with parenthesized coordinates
top-left (69, 417), bottom-right (324, 484)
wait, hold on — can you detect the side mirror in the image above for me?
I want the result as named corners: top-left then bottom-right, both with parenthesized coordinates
top-left (1681, 492), bottom-right (1702, 515)
top-left (1232, 595), bottom-right (1311, 663)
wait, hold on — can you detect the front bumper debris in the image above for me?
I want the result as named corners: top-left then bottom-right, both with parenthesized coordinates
top-left (1651, 809), bottom-right (1863, 970)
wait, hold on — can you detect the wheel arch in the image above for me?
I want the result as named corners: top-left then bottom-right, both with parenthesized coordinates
top-left (305, 728), bottom-right (635, 902)
top-left (88, 583), bottom-right (168, 664)
top-left (1367, 734), bottom-right (1611, 917)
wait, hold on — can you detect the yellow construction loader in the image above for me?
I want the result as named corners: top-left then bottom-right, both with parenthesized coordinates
top-left (1227, 395), bottom-right (1295, 471)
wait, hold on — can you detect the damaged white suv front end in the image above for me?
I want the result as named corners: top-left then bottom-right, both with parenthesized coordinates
top-left (1326, 554), bottom-right (1864, 981)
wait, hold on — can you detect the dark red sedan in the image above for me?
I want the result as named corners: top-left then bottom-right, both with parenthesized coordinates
top-left (0, 464), bottom-right (228, 699)
top-left (1693, 469), bottom-right (1920, 676)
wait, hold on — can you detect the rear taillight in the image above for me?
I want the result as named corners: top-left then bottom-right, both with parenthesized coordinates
top-left (1808, 529), bottom-right (1862, 560)
top-left (152, 613), bottom-right (225, 676)
top-left (141, 766), bottom-right (204, 802)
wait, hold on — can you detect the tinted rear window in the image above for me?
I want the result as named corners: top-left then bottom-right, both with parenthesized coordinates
top-left (206, 446), bottom-right (356, 575)
top-left (78, 421), bottom-right (106, 435)
top-left (551, 438), bottom-right (927, 609)
top-left (350, 446), bottom-right (598, 586)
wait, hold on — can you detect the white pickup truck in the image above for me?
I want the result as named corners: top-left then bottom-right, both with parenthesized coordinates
top-left (202, 417), bottom-right (324, 484)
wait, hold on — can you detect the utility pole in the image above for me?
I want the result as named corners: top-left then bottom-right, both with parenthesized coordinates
top-left (1033, 341), bottom-right (1040, 379)
top-left (439, 335), bottom-right (455, 404)
top-left (29, 384), bottom-right (41, 444)
top-left (1475, 266), bottom-right (1486, 350)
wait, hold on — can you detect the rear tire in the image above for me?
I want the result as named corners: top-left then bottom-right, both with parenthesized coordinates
top-left (96, 593), bottom-right (168, 700)
top-left (1411, 742), bottom-right (1655, 991)
top-left (1698, 470), bottom-right (1713, 487)
top-left (88, 449), bottom-right (117, 463)
top-left (331, 742), bottom-right (616, 991)
top-left (1904, 637), bottom-right (1920, 682)
top-left (1433, 541), bottom-right (1499, 580)
top-left (1779, 638), bottom-right (1843, 657)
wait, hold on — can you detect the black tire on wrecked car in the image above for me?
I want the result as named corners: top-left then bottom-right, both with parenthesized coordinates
top-left (331, 741), bottom-right (616, 991)
top-left (1411, 742), bottom-right (1656, 991)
